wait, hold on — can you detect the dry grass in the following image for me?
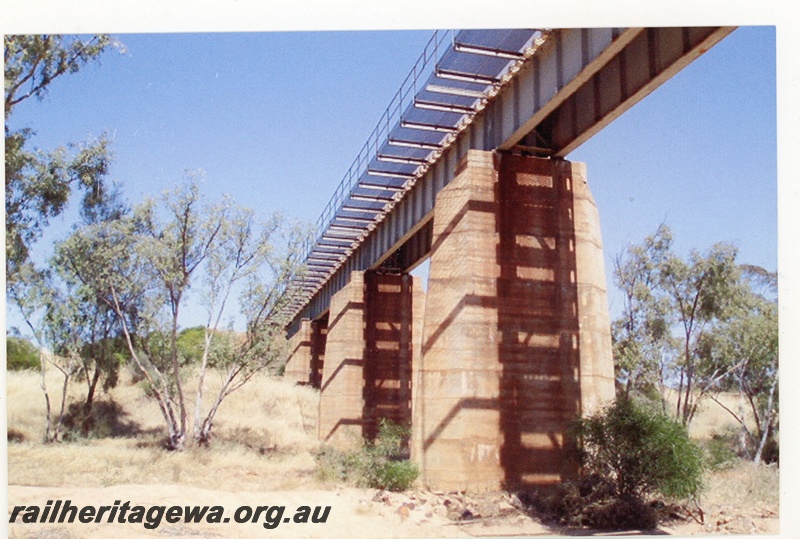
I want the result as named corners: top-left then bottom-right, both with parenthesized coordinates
top-left (7, 368), bottom-right (75, 442)
top-left (700, 459), bottom-right (779, 509)
top-left (690, 394), bottom-right (756, 442)
top-left (8, 439), bottom-right (320, 491)
top-left (8, 368), bottom-right (780, 535)
top-left (7, 367), bottom-right (323, 492)
top-left (656, 389), bottom-right (756, 441)
top-left (665, 459), bottom-right (780, 535)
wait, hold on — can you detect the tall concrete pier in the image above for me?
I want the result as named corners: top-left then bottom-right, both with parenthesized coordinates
top-left (285, 152), bottom-right (615, 490)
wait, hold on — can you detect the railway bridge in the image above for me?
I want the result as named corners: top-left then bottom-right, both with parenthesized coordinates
top-left (280, 27), bottom-right (735, 491)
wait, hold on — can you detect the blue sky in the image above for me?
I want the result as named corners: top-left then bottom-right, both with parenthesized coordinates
top-left (7, 31), bottom-right (434, 223)
top-left (6, 26), bottom-right (778, 329)
top-left (570, 25), bottom-right (778, 308)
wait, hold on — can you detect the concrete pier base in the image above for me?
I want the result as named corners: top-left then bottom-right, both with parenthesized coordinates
top-left (310, 316), bottom-right (328, 389)
top-left (284, 318), bottom-right (328, 387)
top-left (412, 150), bottom-right (506, 491)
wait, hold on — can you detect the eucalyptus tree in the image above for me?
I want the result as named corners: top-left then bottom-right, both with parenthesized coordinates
top-left (40, 288), bottom-right (86, 441)
top-left (191, 203), bottom-right (278, 443)
top-left (614, 231), bottom-right (779, 460)
top-left (49, 185), bottom-right (131, 435)
top-left (612, 226), bottom-right (675, 405)
top-left (612, 225), bottom-right (743, 425)
top-left (5, 34), bottom-right (121, 280)
top-left (125, 178), bottom-right (227, 450)
top-left (4, 35), bottom-right (115, 116)
top-left (6, 255), bottom-right (94, 442)
top-left (193, 216), bottom-right (310, 445)
top-left (6, 263), bottom-right (59, 441)
top-left (58, 199), bottom-right (182, 447)
top-left (659, 239), bottom-right (740, 424)
top-left (695, 267), bottom-right (778, 462)
top-left (5, 35), bottom-right (121, 439)
top-left (49, 174), bottom-right (309, 449)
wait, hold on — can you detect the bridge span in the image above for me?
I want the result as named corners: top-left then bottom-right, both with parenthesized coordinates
top-left (282, 27), bottom-right (735, 491)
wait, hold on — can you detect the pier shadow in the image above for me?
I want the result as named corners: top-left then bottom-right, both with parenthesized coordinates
top-left (363, 272), bottom-right (414, 445)
top-left (310, 314), bottom-right (328, 388)
top-left (496, 154), bottom-right (582, 489)
top-left (416, 153), bottom-right (582, 489)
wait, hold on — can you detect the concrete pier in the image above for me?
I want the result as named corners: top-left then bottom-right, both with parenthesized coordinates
top-left (287, 151), bottom-right (614, 490)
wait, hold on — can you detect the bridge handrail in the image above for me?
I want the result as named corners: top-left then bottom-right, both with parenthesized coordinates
top-left (283, 29), bottom-right (548, 322)
top-left (305, 30), bottom-right (454, 258)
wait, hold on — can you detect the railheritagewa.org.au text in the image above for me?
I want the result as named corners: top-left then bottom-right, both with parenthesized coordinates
top-left (9, 500), bottom-right (331, 530)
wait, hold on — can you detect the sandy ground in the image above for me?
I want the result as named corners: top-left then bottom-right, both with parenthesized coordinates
top-left (7, 478), bottom-right (780, 538)
top-left (7, 483), bottom-right (555, 539)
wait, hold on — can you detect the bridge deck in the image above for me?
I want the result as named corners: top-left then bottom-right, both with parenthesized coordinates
top-left (283, 26), bottom-right (734, 334)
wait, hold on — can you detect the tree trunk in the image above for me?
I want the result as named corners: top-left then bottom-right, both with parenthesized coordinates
top-left (681, 337), bottom-right (693, 424)
top-left (53, 368), bottom-right (71, 442)
top-left (195, 369), bottom-right (237, 446)
top-left (39, 351), bottom-right (53, 443)
top-left (112, 288), bottom-right (184, 450)
top-left (82, 363), bottom-right (102, 436)
top-left (193, 330), bottom-right (214, 443)
top-left (170, 308), bottom-right (187, 451)
top-left (753, 373), bottom-right (778, 463)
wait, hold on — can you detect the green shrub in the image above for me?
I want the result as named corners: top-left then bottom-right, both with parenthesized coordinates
top-left (370, 418), bottom-right (408, 458)
top-left (534, 398), bottom-right (705, 530)
top-left (176, 326), bottom-right (206, 364)
top-left (577, 398), bottom-right (705, 501)
top-left (6, 336), bottom-right (40, 370)
top-left (372, 460), bottom-right (420, 491)
top-left (314, 419), bottom-right (419, 491)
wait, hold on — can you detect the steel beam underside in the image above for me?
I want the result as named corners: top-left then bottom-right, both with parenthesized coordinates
top-left (288, 26), bottom-right (734, 335)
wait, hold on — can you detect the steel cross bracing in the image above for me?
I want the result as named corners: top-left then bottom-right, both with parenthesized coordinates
top-left (279, 29), bottom-right (548, 321)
